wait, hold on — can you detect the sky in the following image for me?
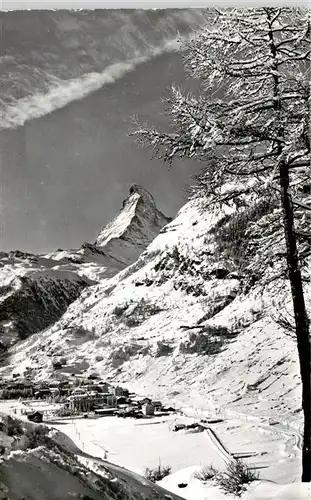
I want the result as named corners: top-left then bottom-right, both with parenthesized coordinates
top-left (1, 11), bottom-right (203, 253)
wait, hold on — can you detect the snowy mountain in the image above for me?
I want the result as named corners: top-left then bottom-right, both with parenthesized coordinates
top-left (94, 184), bottom-right (172, 265)
top-left (0, 185), bottom-right (170, 346)
top-left (45, 184), bottom-right (172, 281)
top-left (0, 251), bottom-right (91, 347)
top-left (2, 194), bottom-right (310, 428)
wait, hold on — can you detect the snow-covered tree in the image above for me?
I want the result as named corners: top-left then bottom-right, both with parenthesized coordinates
top-left (131, 7), bottom-right (311, 481)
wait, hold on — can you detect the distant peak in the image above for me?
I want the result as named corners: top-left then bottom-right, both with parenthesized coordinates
top-left (127, 184), bottom-right (156, 208)
top-left (94, 184), bottom-right (170, 252)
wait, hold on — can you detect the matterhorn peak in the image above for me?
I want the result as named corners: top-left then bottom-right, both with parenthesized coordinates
top-left (127, 183), bottom-right (156, 208)
top-left (94, 185), bottom-right (171, 264)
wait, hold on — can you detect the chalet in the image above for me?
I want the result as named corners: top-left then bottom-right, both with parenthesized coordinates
top-left (142, 403), bottom-right (155, 416)
top-left (84, 384), bottom-right (99, 393)
top-left (162, 406), bottom-right (176, 413)
top-left (98, 382), bottom-right (110, 393)
top-left (50, 387), bottom-right (60, 395)
top-left (27, 411), bottom-right (43, 423)
top-left (107, 394), bottom-right (117, 407)
top-left (152, 401), bottom-right (162, 410)
top-left (139, 397), bottom-right (152, 406)
top-left (48, 381), bottom-right (61, 388)
top-left (113, 386), bottom-right (125, 397)
top-left (173, 424), bottom-right (186, 432)
top-left (34, 389), bottom-right (52, 399)
top-left (59, 381), bottom-right (70, 388)
top-left (130, 396), bottom-right (152, 407)
top-left (72, 388), bottom-right (85, 396)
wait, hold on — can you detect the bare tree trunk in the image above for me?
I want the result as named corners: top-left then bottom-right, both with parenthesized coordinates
top-left (279, 160), bottom-right (311, 482)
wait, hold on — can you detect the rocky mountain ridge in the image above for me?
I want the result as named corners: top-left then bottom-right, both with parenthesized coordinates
top-left (0, 185), bottom-right (170, 346)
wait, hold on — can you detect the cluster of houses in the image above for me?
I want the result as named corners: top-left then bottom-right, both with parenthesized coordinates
top-left (0, 374), bottom-right (176, 421)
top-left (64, 383), bottom-right (175, 418)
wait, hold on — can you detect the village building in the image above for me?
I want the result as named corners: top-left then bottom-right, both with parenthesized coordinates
top-left (130, 396), bottom-right (152, 407)
top-left (142, 402), bottom-right (155, 416)
top-left (58, 381), bottom-right (70, 389)
top-left (162, 406), bottom-right (176, 413)
top-left (48, 381), bottom-right (61, 388)
top-left (138, 397), bottom-right (152, 406)
top-left (72, 388), bottom-right (85, 396)
top-left (67, 391), bottom-right (108, 413)
top-left (50, 388), bottom-right (60, 397)
top-left (113, 386), bottom-right (125, 397)
top-left (84, 384), bottom-right (99, 393)
top-left (106, 394), bottom-right (117, 407)
top-left (116, 396), bottom-right (127, 405)
top-left (34, 388), bottom-right (52, 399)
top-left (152, 401), bottom-right (162, 411)
top-left (67, 394), bottom-right (93, 413)
top-left (98, 382), bottom-right (110, 393)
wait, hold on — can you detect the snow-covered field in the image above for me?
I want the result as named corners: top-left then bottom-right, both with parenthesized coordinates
top-left (49, 415), bottom-right (228, 474)
top-left (0, 398), bottom-right (302, 485)
top-left (49, 415), bottom-right (310, 500)
top-left (0, 399), bottom-right (309, 500)
top-left (159, 470), bottom-right (311, 500)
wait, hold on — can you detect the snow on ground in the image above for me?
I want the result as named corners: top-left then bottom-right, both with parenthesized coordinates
top-left (49, 413), bottom-right (308, 500)
top-left (159, 471), bottom-right (311, 500)
top-left (158, 466), bottom-right (234, 500)
top-left (242, 482), bottom-right (311, 500)
top-left (0, 421), bottom-right (187, 500)
top-left (209, 419), bottom-right (302, 483)
top-left (47, 412), bottom-right (302, 494)
top-left (0, 401), bottom-right (308, 500)
top-left (49, 415), bottom-right (228, 475)
top-left (0, 397), bottom-right (303, 488)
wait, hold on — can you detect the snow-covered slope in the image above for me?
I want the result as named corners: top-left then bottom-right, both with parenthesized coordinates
top-left (0, 251), bottom-right (91, 346)
top-left (0, 413), bottom-right (184, 500)
top-left (0, 185), bottom-right (170, 345)
top-left (3, 196), bottom-right (309, 427)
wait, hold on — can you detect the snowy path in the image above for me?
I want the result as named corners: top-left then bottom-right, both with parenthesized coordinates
top-left (179, 405), bottom-right (303, 483)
